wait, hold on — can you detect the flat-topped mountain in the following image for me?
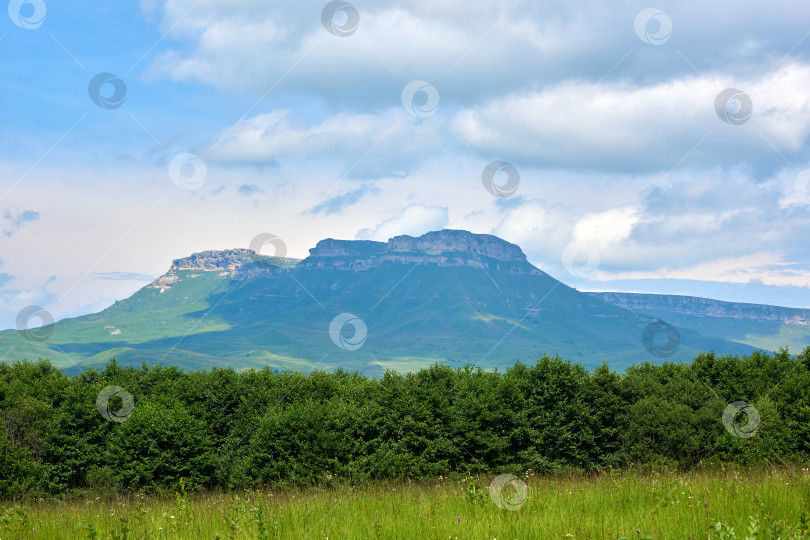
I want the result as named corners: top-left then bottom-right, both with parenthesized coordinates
top-left (301, 230), bottom-right (537, 274)
top-left (0, 229), bottom-right (774, 375)
top-left (309, 230), bottom-right (526, 261)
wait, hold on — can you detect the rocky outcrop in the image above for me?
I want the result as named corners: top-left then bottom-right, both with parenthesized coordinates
top-left (167, 249), bottom-right (262, 272)
top-left (150, 274), bottom-right (181, 291)
top-left (307, 239), bottom-right (385, 258)
top-left (590, 292), bottom-right (810, 326)
top-left (299, 230), bottom-right (540, 275)
top-left (388, 230), bottom-right (527, 261)
top-left (149, 249), bottom-right (300, 290)
top-left (148, 230), bottom-right (543, 290)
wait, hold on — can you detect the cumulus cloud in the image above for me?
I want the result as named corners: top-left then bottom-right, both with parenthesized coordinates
top-left (490, 165), bottom-right (810, 289)
top-left (572, 207), bottom-right (641, 252)
top-left (356, 204), bottom-right (449, 241)
top-left (452, 64), bottom-right (810, 173)
top-left (203, 64), bottom-right (810, 180)
top-left (207, 109), bottom-right (448, 178)
top-left (143, 0), bottom-right (810, 108)
top-left (492, 201), bottom-right (567, 259)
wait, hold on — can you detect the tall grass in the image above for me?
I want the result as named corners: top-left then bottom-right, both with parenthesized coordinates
top-left (2, 466), bottom-right (808, 539)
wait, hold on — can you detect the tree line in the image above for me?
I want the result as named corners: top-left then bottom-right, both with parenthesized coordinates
top-left (1, 348), bottom-right (809, 498)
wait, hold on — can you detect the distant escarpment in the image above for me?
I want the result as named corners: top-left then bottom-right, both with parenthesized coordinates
top-left (590, 292), bottom-right (810, 326)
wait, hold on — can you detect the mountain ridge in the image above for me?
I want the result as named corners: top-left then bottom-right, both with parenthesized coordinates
top-left (589, 292), bottom-right (810, 325)
top-left (590, 291), bottom-right (810, 355)
top-left (157, 230), bottom-right (542, 282)
top-left (0, 229), bottom-right (784, 375)
top-left (300, 230), bottom-right (538, 274)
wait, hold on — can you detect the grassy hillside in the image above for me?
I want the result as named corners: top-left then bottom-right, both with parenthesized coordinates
top-left (1, 259), bottom-right (760, 374)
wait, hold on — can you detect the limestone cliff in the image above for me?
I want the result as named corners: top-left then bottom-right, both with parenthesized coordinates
top-left (149, 249), bottom-right (299, 290)
top-left (148, 230), bottom-right (544, 290)
top-left (590, 292), bottom-right (810, 326)
top-left (298, 230), bottom-right (541, 275)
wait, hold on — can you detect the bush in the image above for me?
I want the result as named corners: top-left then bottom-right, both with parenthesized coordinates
top-left (0, 350), bottom-right (807, 498)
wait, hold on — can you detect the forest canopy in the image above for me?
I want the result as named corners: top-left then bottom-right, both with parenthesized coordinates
top-left (1, 348), bottom-right (809, 498)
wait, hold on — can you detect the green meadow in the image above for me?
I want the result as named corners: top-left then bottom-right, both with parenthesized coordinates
top-left (2, 467), bottom-right (808, 539)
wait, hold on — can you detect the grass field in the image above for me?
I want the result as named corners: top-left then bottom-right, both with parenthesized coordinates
top-left (1, 466), bottom-right (808, 539)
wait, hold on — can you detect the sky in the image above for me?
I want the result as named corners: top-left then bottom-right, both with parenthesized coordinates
top-left (1, 0), bottom-right (809, 330)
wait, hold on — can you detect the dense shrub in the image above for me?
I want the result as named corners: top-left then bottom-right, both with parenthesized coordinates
top-left (1, 349), bottom-right (808, 498)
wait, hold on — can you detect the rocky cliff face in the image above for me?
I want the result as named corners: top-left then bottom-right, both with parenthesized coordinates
top-left (168, 249), bottom-right (261, 272)
top-left (148, 230), bottom-right (543, 290)
top-left (388, 230), bottom-right (526, 260)
top-left (149, 249), bottom-right (299, 290)
top-left (590, 292), bottom-right (810, 326)
top-left (298, 230), bottom-right (540, 275)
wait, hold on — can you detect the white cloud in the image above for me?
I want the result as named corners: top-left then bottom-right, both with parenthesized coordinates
top-left (451, 64), bottom-right (810, 172)
top-left (143, 0), bottom-right (810, 110)
top-left (572, 207), bottom-right (640, 251)
top-left (200, 63), bottom-right (810, 178)
top-left (778, 166), bottom-right (810, 208)
top-left (207, 109), bottom-right (447, 176)
top-left (356, 204), bottom-right (449, 241)
top-left (492, 201), bottom-right (568, 261)
top-left (489, 166), bottom-right (810, 292)
top-left (598, 252), bottom-right (810, 289)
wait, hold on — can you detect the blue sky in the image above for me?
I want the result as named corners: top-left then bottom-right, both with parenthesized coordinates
top-left (1, 0), bottom-right (810, 329)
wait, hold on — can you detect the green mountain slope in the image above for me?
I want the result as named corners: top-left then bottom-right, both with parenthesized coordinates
top-left (0, 232), bottom-right (760, 375)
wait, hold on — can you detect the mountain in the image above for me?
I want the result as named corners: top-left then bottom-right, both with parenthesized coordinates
top-left (0, 230), bottom-right (761, 375)
top-left (589, 292), bottom-right (810, 354)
